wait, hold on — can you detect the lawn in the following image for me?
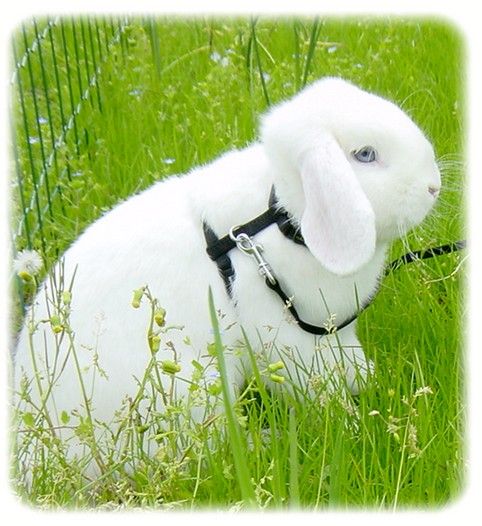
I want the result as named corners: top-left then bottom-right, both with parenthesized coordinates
top-left (10, 16), bottom-right (465, 509)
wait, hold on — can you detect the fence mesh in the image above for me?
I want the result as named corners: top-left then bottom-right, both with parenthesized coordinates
top-left (10, 16), bottom-right (129, 259)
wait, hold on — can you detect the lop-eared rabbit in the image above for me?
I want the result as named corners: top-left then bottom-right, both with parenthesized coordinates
top-left (14, 78), bottom-right (441, 455)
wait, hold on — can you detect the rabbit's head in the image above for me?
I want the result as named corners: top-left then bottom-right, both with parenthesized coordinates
top-left (261, 77), bottom-right (441, 276)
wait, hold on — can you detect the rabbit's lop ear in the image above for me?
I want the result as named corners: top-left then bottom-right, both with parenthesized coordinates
top-left (300, 135), bottom-right (376, 276)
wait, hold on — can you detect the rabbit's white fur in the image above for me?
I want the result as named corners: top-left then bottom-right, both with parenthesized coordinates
top-left (14, 78), bottom-right (440, 442)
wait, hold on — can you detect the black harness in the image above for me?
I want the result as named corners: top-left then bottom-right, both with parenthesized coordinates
top-left (203, 187), bottom-right (303, 294)
top-left (203, 186), bottom-right (466, 336)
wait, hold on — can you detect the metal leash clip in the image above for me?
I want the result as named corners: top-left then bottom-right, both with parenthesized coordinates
top-left (229, 227), bottom-right (277, 286)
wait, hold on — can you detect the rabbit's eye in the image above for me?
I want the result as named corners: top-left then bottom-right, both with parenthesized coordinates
top-left (353, 146), bottom-right (377, 163)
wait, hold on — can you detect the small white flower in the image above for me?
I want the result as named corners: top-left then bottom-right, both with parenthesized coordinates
top-left (323, 313), bottom-right (337, 333)
top-left (414, 385), bottom-right (434, 397)
top-left (129, 88), bottom-right (143, 97)
top-left (162, 158), bottom-right (175, 165)
top-left (13, 249), bottom-right (43, 276)
top-left (210, 51), bottom-right (229, 67)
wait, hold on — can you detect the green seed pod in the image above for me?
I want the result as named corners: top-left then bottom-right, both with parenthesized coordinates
top-left (270, 374), bottom-right (285, 384)
top-left (50, 314), bottom-right (61, 326)
top-left (131, 288), bottom-right (144, 308)
top-left (22, 412), bottom-right (35, 427)
top-left (149, 334), bottom-right (161, 353)
top-left (137, 424), bottom-right (150, 434)
top-left (267, 361), bottom-right (284, 372)
top-left (61, 291), bottom-right (72, 305)
top-left (18, 270), bottom-right (33, 282)
top-left (154, 307), bottom-right (166, 327)
top-left (207, 380), bottom-right (222, 396)
top-left (50, 315), bottom-right (63, 333)
top-left (160, 360), bottom-right (181, 375)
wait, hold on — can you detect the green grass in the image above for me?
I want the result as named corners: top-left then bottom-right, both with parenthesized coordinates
top-left (10, 16), bottom-right (465, 509)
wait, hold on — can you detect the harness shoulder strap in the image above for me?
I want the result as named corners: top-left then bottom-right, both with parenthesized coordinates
top-left (204, 207), bottom-right (277, 264)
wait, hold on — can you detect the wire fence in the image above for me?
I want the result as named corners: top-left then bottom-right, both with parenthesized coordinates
top-left (10, 16), bottom-right (130, 260)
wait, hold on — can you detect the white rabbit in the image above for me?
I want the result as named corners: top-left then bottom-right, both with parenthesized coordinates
top-left (13, 77), bottom-right (440, 456)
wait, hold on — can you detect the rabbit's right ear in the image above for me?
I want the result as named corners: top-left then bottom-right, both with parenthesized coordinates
top-left (299, 135), bottom-right (376, 276)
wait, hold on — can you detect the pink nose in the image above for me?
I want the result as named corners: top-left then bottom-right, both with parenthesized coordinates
top-left (428, 185), bottom-right (440, 197)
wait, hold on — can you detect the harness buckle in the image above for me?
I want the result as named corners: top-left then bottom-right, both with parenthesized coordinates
top-left (229, 227), bottom-right (277, 286)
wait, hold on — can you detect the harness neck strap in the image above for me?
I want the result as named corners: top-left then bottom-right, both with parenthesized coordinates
top-left (204, 186), bottom-right (304, 265)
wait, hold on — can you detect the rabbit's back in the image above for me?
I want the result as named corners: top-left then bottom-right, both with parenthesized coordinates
top-left (13, 145), bottom-right (271, 424)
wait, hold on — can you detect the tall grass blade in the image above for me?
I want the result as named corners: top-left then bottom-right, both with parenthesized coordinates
top-left (86, 17), bottom-right (103, 113)
top-left (208, 288), bottom-right (255, 504)
top-left (250, 19), bottom-right (271, 107)
top-left (328, 415), bottom-right (346, 507)
top-left (289, 407), bottom-right (300, 507)
top-left (293, 20), bottom-right (301, 91)
top-left (147, 19), bottom-right (162, 79)
top-left (242, 328), bottom-right (286, 503)
top-left (301, 18), bottom-right (321, 87)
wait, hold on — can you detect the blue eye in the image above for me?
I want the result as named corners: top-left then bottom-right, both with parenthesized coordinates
top-left (353, 146), bottom-right (377, 163)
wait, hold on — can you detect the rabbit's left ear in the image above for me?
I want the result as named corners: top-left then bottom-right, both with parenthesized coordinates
top-left (299, 135), bottom-right (376, 275)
